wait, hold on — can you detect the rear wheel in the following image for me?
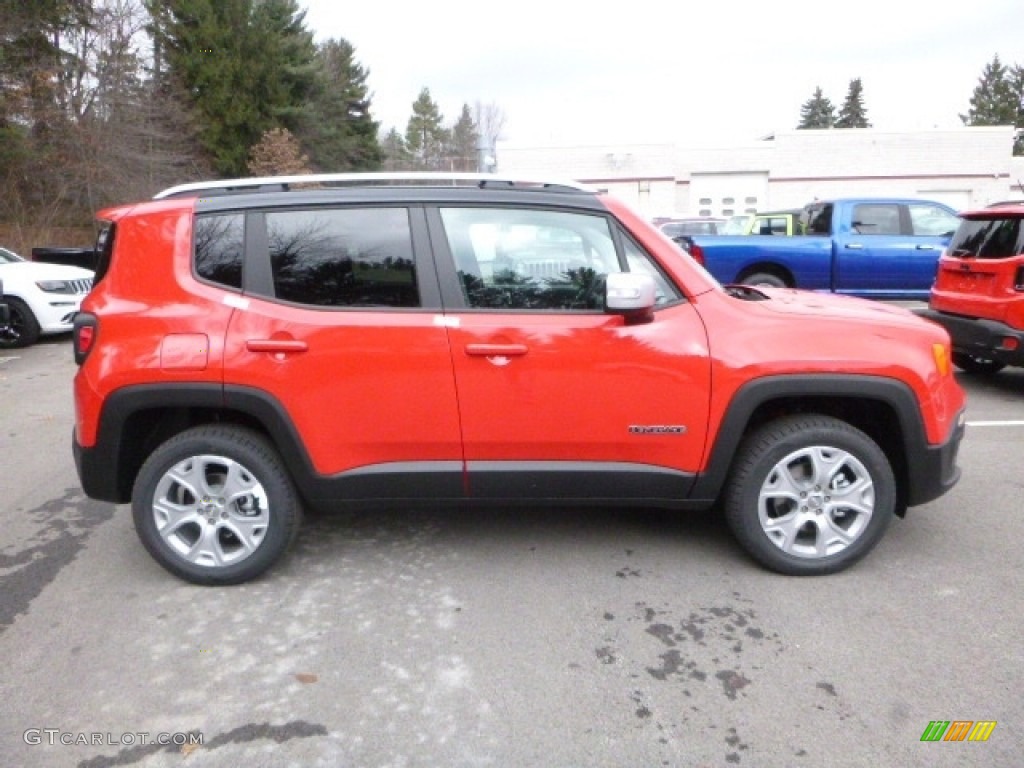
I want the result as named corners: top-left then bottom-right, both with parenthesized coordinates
top-left (723, 415), bottom-right (895, 576)
top-left (952, 352), bottom-right (1005, 375)
top-left (132, 425), bottom-right (302, 585)
top-left (0, 297), bottom-right (41, 348)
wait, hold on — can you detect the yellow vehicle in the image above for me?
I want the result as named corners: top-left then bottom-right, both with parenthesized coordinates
top-left (721, 209), bottom-right (804, 236)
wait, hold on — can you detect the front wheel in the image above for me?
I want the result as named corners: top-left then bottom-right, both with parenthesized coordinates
top-left (952, 352), bottom-right (1005, 375)
top-left (132, 425), bottom-right (302, 585)
top-left (0, 297), bottom-right (41, 348)
top-left (723, 415), bottom-right (895, 576)
top-left (739, 271), bottom-right (787, 288)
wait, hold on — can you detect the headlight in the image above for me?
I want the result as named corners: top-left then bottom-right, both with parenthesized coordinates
top-left (35, 280), bottom-right (77, 294)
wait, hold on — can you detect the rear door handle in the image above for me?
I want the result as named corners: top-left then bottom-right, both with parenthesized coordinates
top-left (844, 243), bottom-right (864, 250)
top-left (465, 344), bottom-right (528, 357)
top-left (246, 339), bottom-right (308, 353)
top-left (916, 245), bottom-right (938, 250)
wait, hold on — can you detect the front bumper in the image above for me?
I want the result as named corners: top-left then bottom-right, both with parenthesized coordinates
top-left (34, 294), bottom-right (87, 334)
top-left (906, 408), bottom-right (965, 508)
top-left (916, 308), bottom-right (1024, 367)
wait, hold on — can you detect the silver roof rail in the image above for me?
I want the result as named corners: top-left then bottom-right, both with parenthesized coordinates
top-left (154, 172), bottom-right (595, 199)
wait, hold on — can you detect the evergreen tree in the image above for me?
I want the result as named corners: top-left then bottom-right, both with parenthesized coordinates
top-left (1012, 64), bottom-right (1024, 155)
top-left (0, 0), bottom-right (89, 128)
top-left (247, 0), bottom-right (317, 126)
top-left (961, 55), bottom-right (1024, 155)
top-left (446, 104), bottom-right (479, 171)
top-left (405, 88), bottom-right (446, 170)
top-left (380, 127), bottom-right (412, 170)
top-left (835, 78), bottom-right (871, 128)
top-left (297, 38), bottom-right (381, 171)
top-left (149, 0), bottom-right (317, 176)
top-left (797, 87), bottom-right (835, 129)
top-left (1, 0), bottom-right (208, 247)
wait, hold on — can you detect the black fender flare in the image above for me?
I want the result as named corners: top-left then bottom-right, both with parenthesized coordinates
top-left (688, 374), bottom-right (934, 505)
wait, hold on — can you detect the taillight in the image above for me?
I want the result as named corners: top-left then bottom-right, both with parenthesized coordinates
top-left (73, 312), bottom-right (97, 364)
top-left (688, 241), bottom-right (705, 266)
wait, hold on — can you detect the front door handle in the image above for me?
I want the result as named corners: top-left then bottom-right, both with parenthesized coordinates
top-left (465, 344), bottom-right (528, 357)
top-left (844, 243), bottom-right (864, 250)
top-left (916, 244), bottom-right (938, 250)
top-left (246, 339), bottom-right (308, 354)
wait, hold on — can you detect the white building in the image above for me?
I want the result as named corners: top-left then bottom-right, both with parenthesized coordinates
top-left (496, 126), bottom-right (1024, 218)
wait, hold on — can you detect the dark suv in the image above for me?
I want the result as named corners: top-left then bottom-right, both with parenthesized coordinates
top-left (918, 202), bottom-right (1024, 374)
top-left (72, 173), bottom-right (965, 585)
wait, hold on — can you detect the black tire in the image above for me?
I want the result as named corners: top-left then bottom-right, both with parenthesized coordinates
top-left (0, 297), bottom-right (41, 348)
top-left (132, 425), bottom-right (302, 585)
top-left (952, 352), bottom-right (1006, 375)
top-left (723, 415), bottom-right (895, 576)
top-left (739, 272), bottom-right (787, 288)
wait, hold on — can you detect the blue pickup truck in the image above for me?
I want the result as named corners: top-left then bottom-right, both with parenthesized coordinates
top-left (680, 198), bottom-right (960, 299)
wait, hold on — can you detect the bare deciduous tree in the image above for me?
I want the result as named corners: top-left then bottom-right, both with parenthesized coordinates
top-left (474, 100), bottom-right (506, 152)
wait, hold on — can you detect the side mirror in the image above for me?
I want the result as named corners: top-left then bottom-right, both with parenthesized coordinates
top-left (605, 272), bottom-right (657, 324)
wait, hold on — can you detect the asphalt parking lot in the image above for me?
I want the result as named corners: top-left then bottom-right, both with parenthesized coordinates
top-left (1, 334), bottom-right (1022, 768)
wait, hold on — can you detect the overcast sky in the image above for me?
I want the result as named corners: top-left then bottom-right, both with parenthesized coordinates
top-left (299, 0), bottom-right (1023, 147)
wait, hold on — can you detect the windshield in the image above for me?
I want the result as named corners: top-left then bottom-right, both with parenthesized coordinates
top-left (720, 215), bottom-right (752, 235)
top-left (0, 247), bottom-right (26, 264)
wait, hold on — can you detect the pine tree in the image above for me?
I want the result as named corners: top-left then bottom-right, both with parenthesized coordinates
top-left (0, 0), bottom-right (88, 127)
top-left (961, 55), bottom-right (1024, 155)
top-left (405, 88), bottom-right (446, 170)
top-left (380, 127), bottom-right (412, 170)
top-left (446, 104), bottom-right (479, 171)
top-left (797, 87), bottom-right (835, 129)
top-left (1012, 64), bottom-right (1024, 155)
top-left (149, 0), bottom-right (317, 176)
top-left (835, 78), bottom-right (871, 128)
top-left (297, 38), bottom-right (381, 171)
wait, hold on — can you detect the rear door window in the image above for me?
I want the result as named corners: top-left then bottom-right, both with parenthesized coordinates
top-left (851, 204), bottom-right (900, 235)
top-left (801, 204), bottom-right (832, 235)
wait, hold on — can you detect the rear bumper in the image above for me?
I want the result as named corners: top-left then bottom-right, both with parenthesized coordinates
top-left (73, 428), bottom-right (124, 503)
top-left (915, 309), bottom-right (1024, 367)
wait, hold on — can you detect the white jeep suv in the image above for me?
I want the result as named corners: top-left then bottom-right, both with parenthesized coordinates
top-left (0, 246), bottom-right (94, 348)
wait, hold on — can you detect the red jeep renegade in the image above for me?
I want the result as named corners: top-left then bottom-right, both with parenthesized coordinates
top-left (72, 173), bottom-right (966, 584)
top-left (918, 201), bottom-right (1024, 374)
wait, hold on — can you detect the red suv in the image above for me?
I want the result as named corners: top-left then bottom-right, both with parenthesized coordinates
top-left (918, 202), bottom-right (1024, 374)
top-left (72, 173), bottom-right (966, 584)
